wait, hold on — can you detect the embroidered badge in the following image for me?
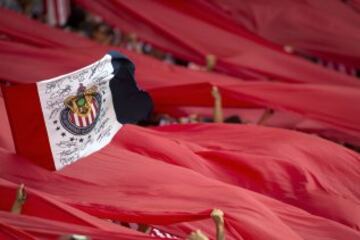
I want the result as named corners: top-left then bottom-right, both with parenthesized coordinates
top-left (60, 84), bottom-right (102, 135)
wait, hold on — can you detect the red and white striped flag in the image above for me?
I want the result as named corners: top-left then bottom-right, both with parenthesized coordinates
top-left (45, 0), bottom-right (71, 27)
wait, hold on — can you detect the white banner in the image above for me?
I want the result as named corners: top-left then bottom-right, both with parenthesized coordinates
top-left (37, 54), bottom-right (122, 170)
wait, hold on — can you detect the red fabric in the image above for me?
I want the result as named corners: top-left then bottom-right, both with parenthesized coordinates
top-left (0, 179), bottom-right (159, 238)
top-left (350, 0), bottom-right (360, 13)
top-left (149, 82), bottom-right (360, 145)
top-left (74, 0), bottom-right (360, 86)
top-left (114, 124), bottom-right (360, 231)
top-left (0, 124), bottom-right (360, 239)
top-left (0, 20), bottom-right (359, 146)
top-left (1, 84), bottom-right (54, 170)
top-left (0, 222), bottom-right (35, 240)
top-left (0, 8), bottom-right (96, 49)
top-left (1, 40), bottom-right (360, 145)
top-left (0, 10), bottom-right (360, 239)
top-left (201, 0), bottom-right (360, 67)
top-left (0, 92), bottom-right (14, 152)
top-left (0, 211), bottom-right (153, 240)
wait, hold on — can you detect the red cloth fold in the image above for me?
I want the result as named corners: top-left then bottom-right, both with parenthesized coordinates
top-left (201, 0), bottom-right (360, 67)
top-left (0, 7), bottom-right (360, 240)
top-left (74, 0), bottom-right (360, 86)
top-left (0, 124), bottom-right (360, 239)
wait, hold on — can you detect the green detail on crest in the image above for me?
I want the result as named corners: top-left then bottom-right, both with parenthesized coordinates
top-left (77, 97), bottom-right (86, 107)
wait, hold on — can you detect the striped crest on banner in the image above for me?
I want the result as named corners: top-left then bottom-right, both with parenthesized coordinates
top-left (68, 97), bottom-right (100, 128)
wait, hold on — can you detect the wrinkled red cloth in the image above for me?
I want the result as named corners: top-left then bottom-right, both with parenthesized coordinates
top-left (1, 10), bottom-right (360, 147)
top-left (200, 0), bottom-right (360, 67)
top-left (1, 38), bottom-right (360, 145)
top-left (0, 124), bottom-right (360, 239)
top-left (0, 8), bottom-right (360, 240)
top-left (74, 0), bottom-right (360, 86)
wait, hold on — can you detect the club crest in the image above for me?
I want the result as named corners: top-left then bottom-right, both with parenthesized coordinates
top-left (60, 84), bottom-right (102, 135)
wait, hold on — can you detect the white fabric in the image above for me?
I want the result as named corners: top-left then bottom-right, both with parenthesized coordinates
top-left (37, 54), bottom-right (122, 170)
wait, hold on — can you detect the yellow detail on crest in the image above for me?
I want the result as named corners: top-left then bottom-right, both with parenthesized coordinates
top-left (64, 85), bottom-right (98, 117)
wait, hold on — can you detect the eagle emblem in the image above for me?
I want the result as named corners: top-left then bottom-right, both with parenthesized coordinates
top-left (60, 84), bottom-right (102, 135)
